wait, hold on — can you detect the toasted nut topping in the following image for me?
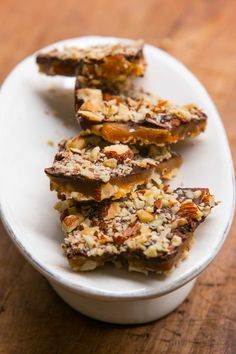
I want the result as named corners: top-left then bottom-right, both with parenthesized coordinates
top-left (171, 235), bottom-right (182, 247)
top-left (46, 133), bottom-right (176, 201)
top-left (124, 223), bottom-right (140, 238)
top-left (81, 101), bottom-right (100, 113)
top-left (79, 110), bottom-right (103, 122)
top-left (144, 245), bottom-right (158, 257)
top-left (60, 182), bottom-right (216, 273)
top-left (154, 199), bottom-right (162, 209)
top-left (193, 190), bottom-right (202, 199)
top-left (77, 88), bottom-right (103, 104)
top-left (103, 144), bottom-right (134, 161)
top-left (137, 210), bottom-right (154, 223)
top-left (89, 146), bottom-right (100, 162)
top-left (62, 215), bottom-right (82, 233)
top-left (179, 201), bottom-right (202, 219)
top-left (76, 86), bottom-right (207, 133)
top-left (104, 202), bottom-right (121, 220)
top-left (67, 136), bottom-right (86, 150)
top-left (103, 158), bottom-right (117, 168)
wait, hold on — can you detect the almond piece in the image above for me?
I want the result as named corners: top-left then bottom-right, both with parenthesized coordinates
top-left (104, 203), bottom-right (121, 220)
top-left (137, 210), bottom-right (154, 223)
top-left (67, 136), bottom-right (86, 150)
top-left (79, 109), bottom-right (104, 122)
top-left (123, 222), bottom-right (140, 238)
top-left (89, 146), bottom-right (100, 162)
top-left (62, 215), bottom-right (82, 233)
top-left (77, 88), bottom-right (103, 104)
top-left (178, 201), bottom-right (203, 220)
top-left (103, 158), bottom-right (117, 168)
top-left (171, 235), bottom-right (182, 247)
top-left (103, 144), bottom-right (134, 162)
top-left (154, 199), bottom-right (162, 209)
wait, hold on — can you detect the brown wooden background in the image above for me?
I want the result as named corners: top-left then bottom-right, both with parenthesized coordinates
top-left (0, 0), bottom-right (235, 353)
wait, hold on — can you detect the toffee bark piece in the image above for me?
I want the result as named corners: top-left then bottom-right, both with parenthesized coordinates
top-left (45, 134), bottom-right (182, 202)
top-left (76, 87), bottom-right (207, 145)
top-left (36, 41), bottom-right (146, 88)
top-left (57, 181), bottom-right (216, 273)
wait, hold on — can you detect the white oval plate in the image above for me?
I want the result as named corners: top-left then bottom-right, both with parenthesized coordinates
top-left (0, 36), bottom-right (234, 301)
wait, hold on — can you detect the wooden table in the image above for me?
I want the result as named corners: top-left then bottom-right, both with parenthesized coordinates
top-left (0, 0), bottom-right (235, 353)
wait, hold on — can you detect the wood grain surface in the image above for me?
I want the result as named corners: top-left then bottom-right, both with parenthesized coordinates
top-left (0, 0), bottom-right (235, 353)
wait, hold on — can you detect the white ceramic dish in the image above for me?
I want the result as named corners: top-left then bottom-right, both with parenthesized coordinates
top-left (0, 36), bottom-right (234, 324)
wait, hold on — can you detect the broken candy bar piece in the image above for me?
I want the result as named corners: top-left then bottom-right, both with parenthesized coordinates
top-left (36, 41), bottom-right (146, 89)
top-left (45, 134), bottom-right (182, 202)
top-left (58, 181), bottom-right (216, 273)
top-left (76, 87), bottom-right (207, 145)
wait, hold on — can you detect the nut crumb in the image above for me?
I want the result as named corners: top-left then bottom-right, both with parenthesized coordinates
top-left (47, 140), bottom-right (54, 147)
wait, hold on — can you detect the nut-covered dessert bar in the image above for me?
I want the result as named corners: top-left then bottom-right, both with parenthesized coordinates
top-left (45, 134), bottom-right (182, 202)
top-left (57, 180), bottom-right (216, 273)
top-left (76, 87), bottom-right (207, 145)
top-left (36, 41), bottom-right (146, 87)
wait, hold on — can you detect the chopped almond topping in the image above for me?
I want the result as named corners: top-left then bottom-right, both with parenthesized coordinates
top-left (103, 144), bottom-right (134, 161)
top-left (154, 199), bottom-right (162, 209)
top-left (45, 133), bottom-right (178, 202)
top-left (104, 202), bottom-right (121, 220)
top-left (137, 210), bottom-right (154, 223)
top-left (89, 146), bottom-right (101, 162)
top-left (62, 215), bottom-right (83, 233)
top-left (67, 136), bottom-right (86, 150)
top-left (60, 182), bottom-right (216, 273)
top-left (103, 158), bottom-right (117, 168)
top-left (178, 201), bottom-right (202, 219)
top-left (123, 222), bottom-right (140, 238)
